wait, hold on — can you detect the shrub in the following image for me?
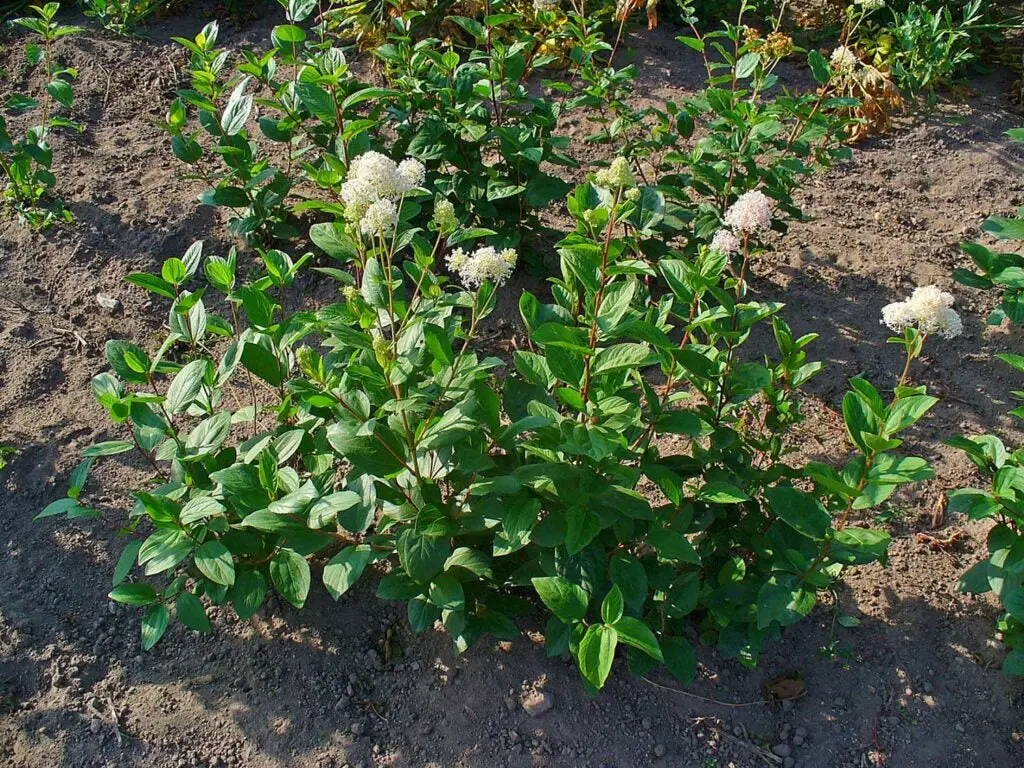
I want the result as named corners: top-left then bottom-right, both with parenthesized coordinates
top-left (0, 2), bottom-right (82, 229)
top-left (40, 149), bottom-right (947, 686)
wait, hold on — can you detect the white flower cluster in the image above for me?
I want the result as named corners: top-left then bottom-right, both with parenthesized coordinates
top-left (881, 285), bottom-right (963, 339)
top-left (446, 245), bottom-right (517, 288)
top-left (341, 151), bottom-right (425, 237)
top-left (533, 0), bottom-right (558, 9)
top-left (830, 45), bottom-right (859, 74)
top-left (359, 199), bottom-right (398, 238)
top-left (595, 157), bottom-right (635, 190)
top-left (855, 0), bottom-right (885, 10)
top-left (710, 229), bottom-right (741, 255)
top-left (723, 189), bottom-right (773, 235)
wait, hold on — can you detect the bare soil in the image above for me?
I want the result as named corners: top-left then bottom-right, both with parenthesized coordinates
top-left (2, 9), bottom-right (1024, 768)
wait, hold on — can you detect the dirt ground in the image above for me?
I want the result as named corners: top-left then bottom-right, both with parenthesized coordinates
top-left (2, 7), bottom-right (1024, 768)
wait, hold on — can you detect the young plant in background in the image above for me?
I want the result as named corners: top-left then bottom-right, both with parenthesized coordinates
top-left (856, 0), bottom-right (999, 99)
top-left (80, 0), bottom-right (165, 34)
top-left (377, 10), bottom-right (578, 244)
top-left (590, 0), bottom-right (873, 248)
top-left (164, 5), bottom-right (398, 245)
top-left (0, 2), bottom-right (82, 229)
top-left (164, 20), bottom-right (298, 243)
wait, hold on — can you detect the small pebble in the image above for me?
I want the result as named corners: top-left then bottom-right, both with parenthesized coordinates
top-left (521, 690), bottom-right (554, 717)
top-left (95, 294), bottom-right (122, 314)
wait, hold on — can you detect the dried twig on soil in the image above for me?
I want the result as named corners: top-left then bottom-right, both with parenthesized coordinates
top-left (642, 676), bottom-right (800, 708)
top-left (0, 295), bottom-right (47, 314)
top-left (99, 65), bottom-right (113, 111)
top-left (51, 324), bottom-right (88, 351)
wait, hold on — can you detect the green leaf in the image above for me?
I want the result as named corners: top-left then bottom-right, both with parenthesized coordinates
top-left (139, 529), bottom-right (194, 576)
top-left (361, 257), bottom-right (389, 308)
top-left (832, 527), bottom-right (891, 565)
top-left (112, 540), bottom-right (142, 586)
top-left (176, 592), bottom-right (212, 633)
top-left (221, 77), bottom-right (253, 136)
top-left (241, 342), bottom-right (284, 386)
top-left (194, 541), bottom-right (235, 586)
top-left (612, 616), bottom-right (663, 661)
top-left (883, 395), bottom-right (938, 435)
top-left (34, 497), bottom-right (92, 520)
top-left (766, 486), bottom-right (831, 540)
top-left (983, 216), bottom-right (1024, 241)
top-left (310, 222), bottom-right (358, 261)
top-left (601, 585), bottom-right (624, 624)
top-left (272, 23), bottom-right (306, 45)
top-left (531, 576), bottom-right (589, 622)
top-left (166, 359), bottom-right (208, 414)
top-left (232, 569), bottom-right (268, 620)
top-left (662, 636), bottom-right (696, 683)
top-left (141, 603), bottom-right (171, 650)
top-left (1005, 589), bottom-right (1024, 622)
top-left (270, 549), bottom-right (311, 608)
top-left (958, 560), bottom-right (992, 594)
top-left (428, 574), bottom-right (465, 612)
top-left (735, 51), bottom-right (760, 79)
top-left (408, 595), bottom-right (440, 632)
top-left (700, 482), bottom-right (749, 504)
top-left (341, 87), bottom-right (399, 111)
top-left (423, 323), bottom-right (455, 366)
top-left (106, 340), bottom-right (151, 384)
top-left (757, 575), bottom-right (815, 629)
top-left (609, 553), bottom-right (647, 613)
top-left (577, 624), bottom-right (617, 690)
top-left (109, 583), bottom-right (157, 606)
top-left (323, 546), bottom-right (371, 600)
top-left (1004, 649), bottom-right (1024, 676)
top-left (444, 547), bottom-right (494, 579)
top-left (564, 506), bottom-right (601, 555)
top-left (399, 532), bottom-right (450, 584)
top-left (295, 82), bottom-right (336, 125)
top-left (649, 529), bottom-right (700, 565)
top-left (82, 440), bottom-right (135, 458)
top-left (376, 572), bottom-right (421, 600)
top-left (591, 343), bottom-right (651, 376)
top-left (807, 49), bottom-right (830, 84)
top-left (126, 272), bottom-right (176, 299)
top-left (656, 410), bottom-right (710, 437)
